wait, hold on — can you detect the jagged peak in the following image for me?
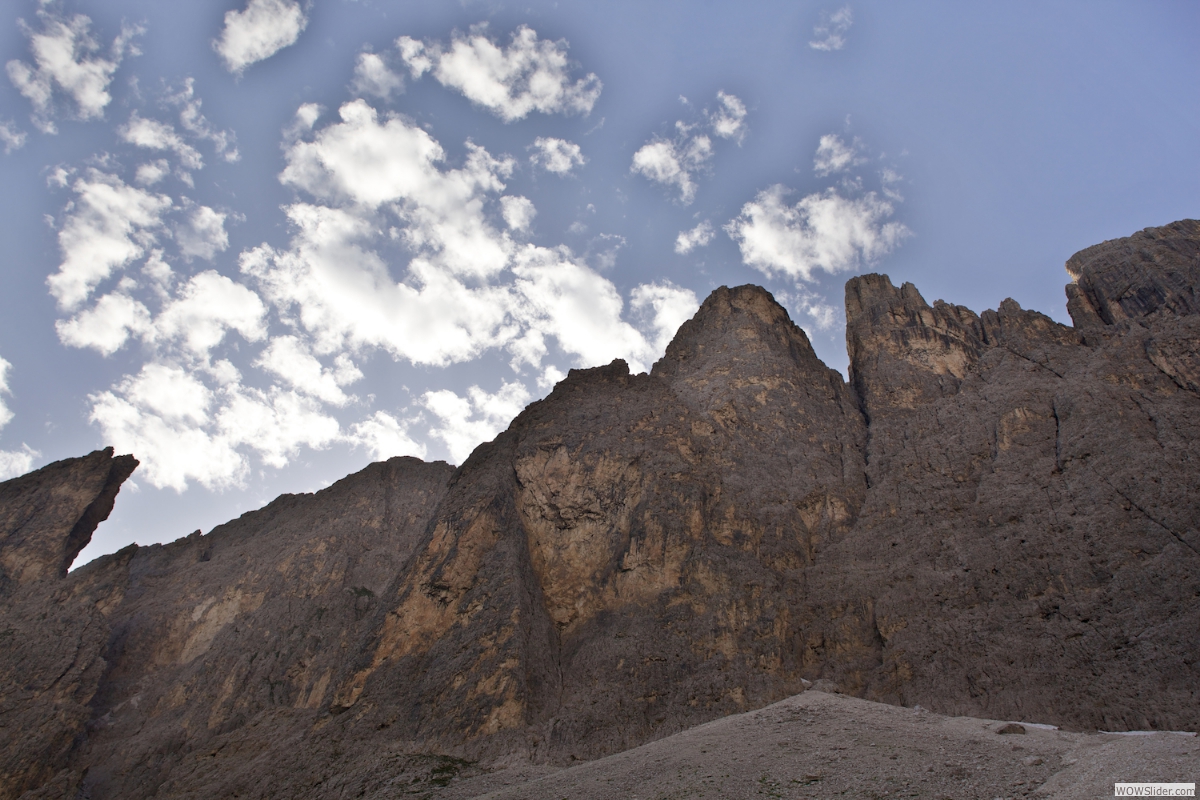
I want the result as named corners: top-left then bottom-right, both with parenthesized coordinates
top-left (1064, 218), bottom-right (1200, 326)
top-left (651, 284), bottom-right (828, 384)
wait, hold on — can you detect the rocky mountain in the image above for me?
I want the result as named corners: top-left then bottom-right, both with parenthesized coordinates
top-left (1, 220), bottom-right (1197, 799)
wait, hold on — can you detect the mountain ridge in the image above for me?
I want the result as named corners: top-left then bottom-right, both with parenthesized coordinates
top-left (1, 219), bottom-right (1197, 799)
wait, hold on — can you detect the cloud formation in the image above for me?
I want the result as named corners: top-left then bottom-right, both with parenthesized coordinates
top-left (0, 121), bottom-right (27, 153)
top-left (352, 52), bottom-right (404, 100)
top-left (709, 91), bottom-right (748, 143)
top-left (397, 26), bottom-right (602, 122)
top-left (631, 92), bottom-right (746, 204)
top-left (0, 356), bottom-right (36, 480)
top-left (47, 170), bottom-right (172, 311)
top-left (71, 92), bottom-right (700, 490)
top-left (726, 185), bottom-right (909, 282)
top-left (529, 137), bottom-right (586, 175)
top-left (813, 133), bottom-right (864, 177)
top-left (674, 220), bottom-right (714, 254)
top-left (6, 8), bottom-right (142, 133)
top-left (423, 381), bottom-right (531, 464)
top-left (214, 0), bottom-right (308, 74)
top-left (810, 6), bottom-right (854, 52)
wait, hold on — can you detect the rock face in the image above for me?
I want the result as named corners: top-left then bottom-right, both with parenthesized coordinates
top-left (1, 221), bottom-right (1197, 798)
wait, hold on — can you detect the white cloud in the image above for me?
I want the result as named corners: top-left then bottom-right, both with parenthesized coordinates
top-left (90, 361), bottom-right (342, 491)
top-left (155, 271), bottom-right (267, 357)
top-left (0, 121), bottom-right (27, 154)
top-left (214, 0), bottom-right (308, 74)
top-left (510, 245), bottom-right (654, 371)
top-left (397, 25), bottom-right (601, 122)
top-left (0, 356), bottom-right (14, 431)
top-left (0, 446), bottom-right (36, 481)
top-left (500, 195), bottom-right (536, 232)
top-left (813, 133), bottom-right (864, 177)
top-left (778, 288), bottom-right (840, 332)
top-left (423, 380), bottom-right (531, 464)
top-left (352, 51), bottom-right (403, 100)
top-left (633, 92), bottom-right (745, 204)
top-left (120, 113), bottom-right (204, 170)
top-left (725, 184), bottom-right (909, 282)
top-left (73, 89), bottom-right (708, 492)
top-left (529, 137), bottom-right (586, 175)
top-left (217, 386), bottom-right (341, 469)
top-left (134, 159), bottom-right (170, 186)
top-left (537, 365), bottom-right (566, 391)
top-left (350, 411), bottom-right (426, 461)
top-left (810, 6), bottom-right (854, 52)
top-left (47, 170), bottom-right (172, 311)
top-left (630, 135), bottom-right (711, 205)
top-left (880, 167), bottom-right (904, 201)
top-left (56, 292), bottom-right (153, 355)
top-left (175, 202), bottom-right (229, 261)
top-left (256, 335), bottom-right (360, 406)
top-left (709, 91), bottom-right (747, 143)
top-left (0, 357), bottom-right (37, 480)
top-left (6, 9), bottom-right (141, 133)
top-left (169, 78), bottom-right (239, 162)
top-left (674, 220), bottom-right (715, 254)
top-left (630, 282), bottom-right (700, 354)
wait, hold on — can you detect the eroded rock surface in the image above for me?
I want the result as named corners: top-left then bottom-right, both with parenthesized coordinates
top-left (0, 221), bottom-right (1197, 798)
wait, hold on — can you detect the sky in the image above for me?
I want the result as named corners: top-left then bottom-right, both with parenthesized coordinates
top-left (0, 0), bottom-right (1196, 567)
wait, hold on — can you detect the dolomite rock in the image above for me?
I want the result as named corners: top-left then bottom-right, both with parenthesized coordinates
top-left (0, 222), bottom-right (1196, 799)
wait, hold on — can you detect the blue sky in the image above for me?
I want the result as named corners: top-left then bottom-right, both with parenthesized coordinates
top-left (0, 0), bottom-right (1196, 566)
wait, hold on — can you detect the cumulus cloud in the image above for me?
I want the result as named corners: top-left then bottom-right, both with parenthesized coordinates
top-left (725, 184), bottom-right (909, 282)
top-left (0, 356), bottom-right (37, 480)
top-left (175, 202), bottom-right (230, 261)
top-left (214, 0), bottom-right (308, 74)
top-left (500, 195), bottom-right (536, 232)
top-left (120, 113), bottom-right (204, 170)
top-left (810, 6), bottom-right (853, 52)
top-left (630, 282), bottom-right (700, 353)
top-left (6, 8), bottom-right (142, 133)
top-left (631, 92), bottom-right (746, 204)
top-left (0, 121), bottom-right (27, 154)
top-left (674, 220), bottom-right (714, 254)
top-left (0, 355), bottom-right (16, 435)
top-left (256, 335), bottom-right (361, 406)
top-left (352, 51), bottom-right (403, 100)
top-left (351, 411), bottom-right (426, 462)
top-left (56, 292), bottom-right (153, 355)
top-left (423, 380), bottom-right (531, 464)
top-left (397, 25), bottom-right (601, 122)
top-left (76, 88), bottom-right (702, 491)
top-left (777, 287), bottom-right (840, 332)
top-left (813, 133), bottom-right (864, 177)
top-left (90, 362), bottom-right (339, 491)
top-left (709, 91), bottom-right (747, 143)
top-left (154, 271), bottom-right (267, 357)
top-left (529, 136), bottom-right (586, 175)
top-left (631, 135), bottom-right (711, 205)
top-left (168, 78), bottom-right (239, 162)
top-left (134, 159), bottom-right (170, 186)
top-left (47, 170), bottom-right (172, 311)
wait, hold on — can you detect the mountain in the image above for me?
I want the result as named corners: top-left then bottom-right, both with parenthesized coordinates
top-left (1, 220), bottom-right (1197, 799)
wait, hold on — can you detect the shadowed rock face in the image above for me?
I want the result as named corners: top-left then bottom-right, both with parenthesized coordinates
top-left (0, 447), bottom-right (137, 595)
top-left (0, 222), bottom-right (1197, 799)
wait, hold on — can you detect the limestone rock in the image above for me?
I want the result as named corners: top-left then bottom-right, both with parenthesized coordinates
top-left (0, 448), bottom-right (137, 800)
top-left (0, 222), bottom-right (1197, 799)
top-left (0, 447), bottom-right (136, 594)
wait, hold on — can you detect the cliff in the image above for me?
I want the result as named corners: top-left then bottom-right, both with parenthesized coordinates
top-left (1, 220), bottom-right (1197, 799)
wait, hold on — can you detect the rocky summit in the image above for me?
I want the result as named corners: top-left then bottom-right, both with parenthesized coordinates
top-left (1, 220), bottom-right (1197, 799)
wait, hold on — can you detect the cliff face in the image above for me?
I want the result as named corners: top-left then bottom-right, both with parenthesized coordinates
top-left (1, 221), bottom-right (1197, 799)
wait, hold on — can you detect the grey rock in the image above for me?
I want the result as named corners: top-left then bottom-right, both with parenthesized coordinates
top-left (0, 221), bottom-right (1197, 798)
